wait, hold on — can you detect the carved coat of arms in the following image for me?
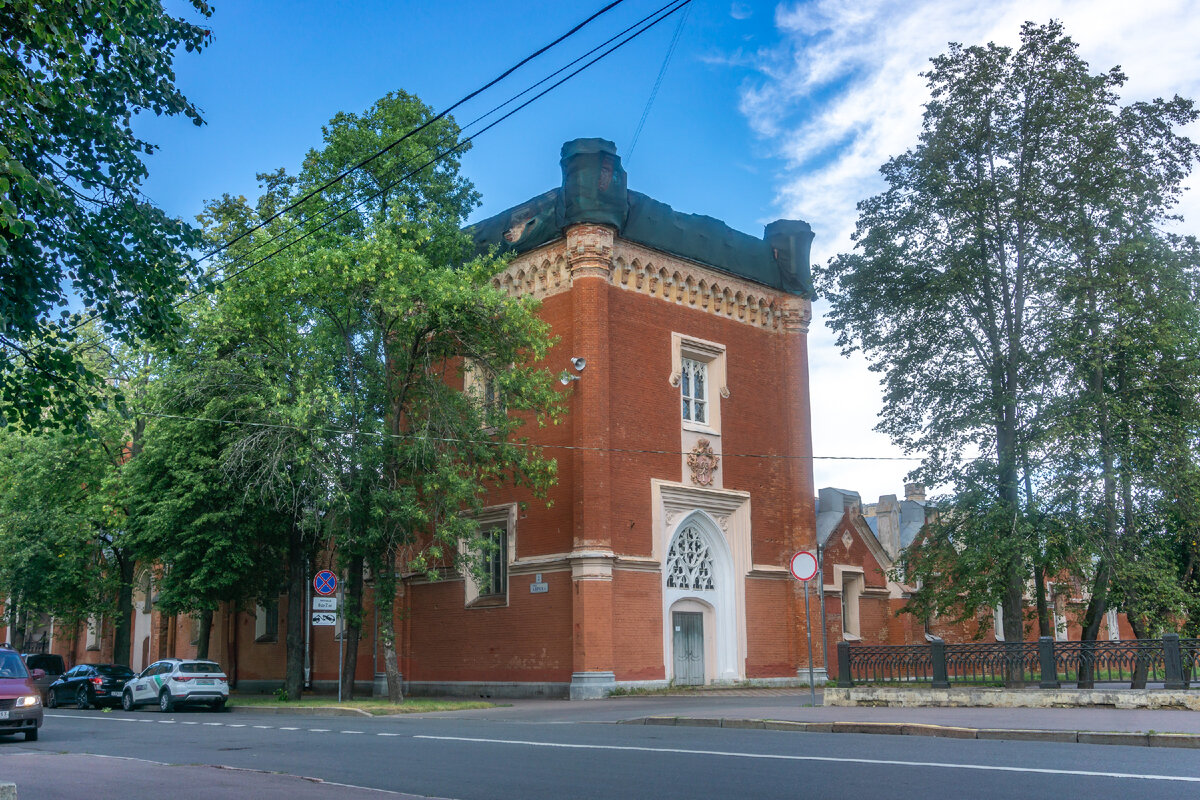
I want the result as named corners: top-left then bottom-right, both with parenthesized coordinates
top-left (687, 439), bottom-right (720, 487)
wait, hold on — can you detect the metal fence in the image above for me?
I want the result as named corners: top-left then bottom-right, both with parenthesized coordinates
top-left (838, 634), bottom-right (1197, 689)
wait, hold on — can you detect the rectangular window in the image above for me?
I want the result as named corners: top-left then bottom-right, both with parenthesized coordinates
top-left (465, 360), bottom-right (506, 429)
top-left (680, 357), bottom-right (707, 424)
top-left (1106, 608), bottom-right (1120, 641)
top-left (255, 599), bottom-right (279, 643)
top-left (85, 614), bottom-right (102, 651)
top-left (841, 574), bottom-right (863, 638)
top-left (480, 525), bottom-right (508, 598)
top-left (1053, 595), bottom-right (1069, 641)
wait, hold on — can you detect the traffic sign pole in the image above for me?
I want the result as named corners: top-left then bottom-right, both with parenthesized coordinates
top-left (790, 550), bottom-right (820, 708)
top-left (804, 580), bottom-right (816, 709)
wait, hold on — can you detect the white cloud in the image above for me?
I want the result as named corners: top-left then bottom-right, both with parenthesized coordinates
top-left (730, 3), bottom-right (753, 21)
top-left (740, 0), bottom-right (1200, 501)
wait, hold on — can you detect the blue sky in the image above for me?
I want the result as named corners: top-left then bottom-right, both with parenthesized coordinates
top-left (136, 0), bottom-right (1200, 503)
top-left (138, 1), bottom-right (786, 236)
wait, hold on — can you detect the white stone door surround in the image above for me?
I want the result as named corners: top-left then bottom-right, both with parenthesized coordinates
top-left (652, 479), bottom-right (750, 683)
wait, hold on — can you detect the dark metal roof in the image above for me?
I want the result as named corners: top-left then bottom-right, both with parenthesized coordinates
top-left (468, 138), bottom-right (814, 297)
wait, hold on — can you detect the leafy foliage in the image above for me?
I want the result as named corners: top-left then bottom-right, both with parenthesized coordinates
top-left (0, 1), bottom-right (212, 428)
top-left (822, 21), bottom-right (1200, 640)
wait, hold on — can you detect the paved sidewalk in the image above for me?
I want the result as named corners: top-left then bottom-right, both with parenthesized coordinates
top-left (395, 688), bottom-right (1200, 738)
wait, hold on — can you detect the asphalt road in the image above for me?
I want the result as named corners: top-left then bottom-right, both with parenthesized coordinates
top-left (2, 705), bottom-right (1199, 799)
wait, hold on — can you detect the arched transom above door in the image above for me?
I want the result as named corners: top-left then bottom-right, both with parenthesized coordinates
top-left (666, 525), bottom-right (715, 591)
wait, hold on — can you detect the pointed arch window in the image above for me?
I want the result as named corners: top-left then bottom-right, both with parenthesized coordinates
top-left (666, 525), bottom-right (715, 591)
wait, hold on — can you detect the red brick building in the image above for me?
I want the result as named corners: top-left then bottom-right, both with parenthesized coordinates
top-left (13, 138), bottom-right (822, 699)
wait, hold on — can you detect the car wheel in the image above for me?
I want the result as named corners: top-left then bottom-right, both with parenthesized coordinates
top-left (76, 686), bottom-right (90, 710)
top-left (210, 699), bottom-right (226, 712)
top-left (159, 690), bottom-right (174, 713)
top-left (121, 690), bottom-right (135, 712)
top-left (24, 729), bottom-right (38, 742)
top-left (45, 689), bottom-right (58, 709)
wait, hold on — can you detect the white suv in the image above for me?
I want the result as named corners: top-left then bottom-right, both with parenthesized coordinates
top-left (122, 659), bottom-right (229, 712)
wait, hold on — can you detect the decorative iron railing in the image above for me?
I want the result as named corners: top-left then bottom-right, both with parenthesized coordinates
top-left (837, 634), bottom-right (1198, 689)
top-left (942, 641), bottom-right (1039, 685)
top-left (839, 644), bottom-right (935, 684)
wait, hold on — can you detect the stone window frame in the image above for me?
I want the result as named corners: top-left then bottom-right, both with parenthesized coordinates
top-left (1106, 608), bottom-right (1120, 641)
top-left (670, 333), bottom-right (727, 435)
top-left (85, 614), bottom-right (102, 651)
top-left (836, 567), bottom-right (865, 641)
top-left (255, 598), bottom-right (279, 643)
top-left (993, 603), bottom-right (1005, 642)
top-left (461, 504), bottom-right (518, 609)
top-left (463, 359), bottom-right (507, 431)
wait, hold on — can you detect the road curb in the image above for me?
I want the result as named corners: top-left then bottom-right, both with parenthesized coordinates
top-left (618, 716), bottom-right (1200, 748)
top-left (228, 705), bottom-right (374, 717)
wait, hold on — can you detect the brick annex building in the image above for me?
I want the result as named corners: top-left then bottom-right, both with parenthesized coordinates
top-left (11, 138), bottom-right (825, 699)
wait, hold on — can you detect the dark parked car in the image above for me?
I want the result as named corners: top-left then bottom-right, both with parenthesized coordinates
top-left (47, 664), bottom-right (136, 709)
top-left (21, 653), bottom-right (65, 702)
top-left (0, 644), bottom-right (43, 741)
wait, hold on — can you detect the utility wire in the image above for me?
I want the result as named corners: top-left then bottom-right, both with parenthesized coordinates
top-left (135, 410), bottom-right (923, 461)
top-left (70, 0), bottom-right (694, 358)
top-left (627, 0), bottom-right (691, 163)
top-left (63, 0), bottom-right (631, 339)
top-left (167, 0), bottom-right (693, 312)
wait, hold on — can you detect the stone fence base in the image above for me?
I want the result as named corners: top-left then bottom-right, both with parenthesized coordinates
top-left (824, 686), bottom-right (1200, 710)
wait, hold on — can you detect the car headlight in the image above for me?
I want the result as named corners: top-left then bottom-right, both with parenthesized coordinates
top-left (15, 695), bottom-right (41, 708)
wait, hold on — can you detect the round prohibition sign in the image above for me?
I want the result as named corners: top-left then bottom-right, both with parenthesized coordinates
top-left (789, 551), bottom-right (819, 582)
top-left (313, 570), bottom-right (338, 596)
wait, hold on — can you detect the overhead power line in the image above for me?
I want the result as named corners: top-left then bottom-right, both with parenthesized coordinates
top-left (70, 0), bottom-right (695, 358)
top-left (627, 0), bottom-right (691, 163)
top-left (65, 0), bottom-right (632, 339)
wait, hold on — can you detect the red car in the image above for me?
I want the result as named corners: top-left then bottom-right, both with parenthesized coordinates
top-left (0, 644), bottom-right (43, 742)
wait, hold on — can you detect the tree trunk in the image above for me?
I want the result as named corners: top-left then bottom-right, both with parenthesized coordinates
top-left (1128, 614), bottom-right (1149, 689)
top-left (1033, 562), bottom-right (1052, 638)
top-left (340, 553), bottom-right (364, 699)
top-left (195, 608), bottom-right (213, 660)
top-left (112, 555), bottom-right (135, 666)
top-left (9, 601), bottom-right (25, 652)
top-left (375, 550), bottom-right (403, 702)
top-left (284, 524), bottom-right (306, 701)
top-left (1077, 286), bottom-right (1118, 687)
top-left (996, 404), bottom-right (1024, 685)
top-left (1023, 462), bottom-right (1052, 638)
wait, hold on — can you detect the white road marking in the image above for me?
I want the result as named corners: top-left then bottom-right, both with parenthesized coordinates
top-left (158, 720), bottom-right (175, 724)
top-left (341, 730), bottom-right (364, 734)
top-left (377, 733), bottom-right (403, 737)
top-left (413, 736), bottom-right (1200, 784)
top-left (226, 724), bottom-right (246, 728)
top-left (181, 721), bottom-right (198, 725)
top-left (253, 725), bottom-right (272, 729)
top-left (279, 727), bottom-right (299, 731)
top-left (202, 722), bottom-right (223, 726)
top-left (308, 728), bottom-right (330, 733)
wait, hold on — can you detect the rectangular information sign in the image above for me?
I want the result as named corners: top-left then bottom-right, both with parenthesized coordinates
top-left (313, 597), bottom-right (337, 611)
top-left (311, 611), bottom-right (336, 626)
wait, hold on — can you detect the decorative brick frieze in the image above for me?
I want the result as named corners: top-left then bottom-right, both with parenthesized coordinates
top-left (489, 237), bottom-right (811, 333)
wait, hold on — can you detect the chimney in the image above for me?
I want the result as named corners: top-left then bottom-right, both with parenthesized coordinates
top-left (905, 483), bottom-right (926, 503)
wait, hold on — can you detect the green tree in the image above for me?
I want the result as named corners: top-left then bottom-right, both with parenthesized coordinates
top-left (0, 1), bottom-right (212, 429)
top-left (123, 377), bottom-right (293, 659)
top-left (0, 427), bottom-right (113, 648)
top-left (196, 91), bottom-right (563, 699)
top-left (819, 21), bottom-right (1199, 652)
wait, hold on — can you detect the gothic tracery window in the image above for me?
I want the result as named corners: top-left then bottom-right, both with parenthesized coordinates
top-left (666, 525), bottom-right (715, 590)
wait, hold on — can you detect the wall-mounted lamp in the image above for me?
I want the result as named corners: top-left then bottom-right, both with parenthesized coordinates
top-left (571, 357), bottom-right (586, 372)
top-left (559, 372), bottom-right (580, 385)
